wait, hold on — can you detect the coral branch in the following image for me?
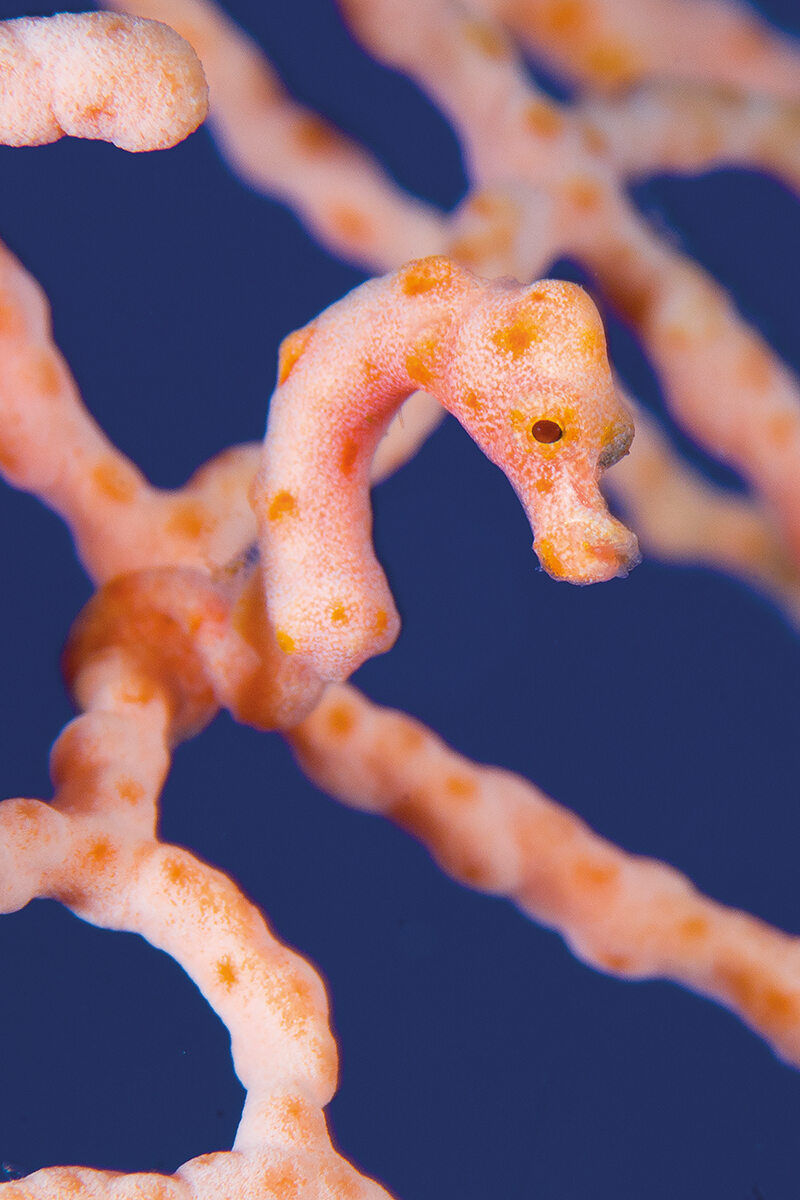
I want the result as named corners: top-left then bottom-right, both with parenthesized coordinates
top-left (100, 0), bottom-right (445, 269)
top-left (478, 0), bottom-right (800, 98)
top-left (0, 237), bottom-right (259, 581)
top-left (577, 84), bottom-right (800, 191)
top-left (603, 397), bottom-right (800, 626)
top-left (290, 682), bottom-right (800, 1066)
top-left (0, 616), bottom-right (392, 1199)
top-left (0, 12), bottom-right (207, 151)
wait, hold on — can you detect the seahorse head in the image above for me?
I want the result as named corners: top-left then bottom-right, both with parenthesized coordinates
top-left (444, 276), bottom-right (639, 584)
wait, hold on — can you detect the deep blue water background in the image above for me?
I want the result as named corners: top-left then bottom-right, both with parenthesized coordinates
top-left (1, 1), bottom-right (799, 1197)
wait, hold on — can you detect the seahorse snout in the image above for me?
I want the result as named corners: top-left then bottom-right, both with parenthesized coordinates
top-left (528, 478), bottom-right (640, 584)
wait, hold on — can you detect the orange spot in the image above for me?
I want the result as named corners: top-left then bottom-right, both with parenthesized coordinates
top-left (215, 956), bottom-right (238, 989)
top-left (29, 350), bottom-right (62, 396)
top-left (492, 313), bottom-right (540, 357)
top-left (405, 330), bottom-right (442, 388)
top-left (565, 176), bottom-right (603, 212)
top-left (716, 962), bottom-right (796, 1034)
top-left (340, 439), bottom-right (359, 476)
top-left (597, 952), bottom-right (632, 973)
top-left (579, 323), bottom-right (605, 358)
top-left (12, 798), bottom-right (42, 825)
top-left (527, 286), bottom-right (554, 306)
top-left (331, 205), bottom-right (371, 243)
top-left (165, 857), bottom-right (189, 886)
top-left (463, 389), bottom-right (483, 412)
top-left (118, 678), bottom-right (157, 705)
top-left (86, 838), bottom-right (114, 867)
top-left (457, 860), bottom-right (499, 889)
top-left (186, 610), bottom-right (204, 637)
top-left (524, 100), bottom-right (565, 138)
top-left (268, 490), bottom-right (298, 521)
top-left (81, 100), bottom-right (115, 125)
top-left (573, 858), bottom-right (619, 889)
top-left (535, 476), bottom-right (554, 494)
top-left (536, 538), bottom-right (565, 576)
top-left (293, 114), bottom-right (338, 154)
top-left (400, 256), bottom-right (455, 297)
top-left (276, 629), bottom-right (295, 654)
top-left (467, 193), bottom-right (501, 218)
top-left (542, 0), bottom-right (586, 35)
top-left (0, 297), bottom-right (23, 337)
top-left (281, 1095), bottom-right (306, 1124)
top-left (268, 1094), bottom-right (318, 1148)
top-left (767, 413), bottom-right (797, 448)
top-left (116, 776), bottom-right (145, 804)
top-left (462, 19), bottom-right (508, 58)
top-left (278, 324), bottom-right (315, 386)
top-left (444, 773), bottom-right (477, 799)
top-left (280, 972), bottom-right (316, 1026)
top-left (319, 1159), bottom-right (363, 1200)
top-left (255, 1165), bottom-right (304, 1197)
top-left (327, 703), bottom-right (355, 736)
top-left (405, 350), bottom-right (434, 388)
top-left (255, 1161), bottom-right (309, 1200)
top-left (374, 608), bottom-right (389, 634)
top-left (100, 14), bottom-right (126, 34)
top-left (679, 915), bottom-right (709, 940)
top-left (0, 443), bottom-right (19, 473)
top-left (91, 458), bottom-right (139, 503)
top-left (166, 501), bottom-right (216, 541)
top-left (584, 39), bottom-right (638, 86)
top-left (330, 602), bottom-right (349, 625)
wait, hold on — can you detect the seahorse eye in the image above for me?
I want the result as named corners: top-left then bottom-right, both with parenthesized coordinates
top-left (531, 419), bottom-right (563, 443)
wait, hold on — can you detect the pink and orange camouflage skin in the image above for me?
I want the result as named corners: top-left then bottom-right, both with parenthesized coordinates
top-left (257, 256), bottom-right (638, 681)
